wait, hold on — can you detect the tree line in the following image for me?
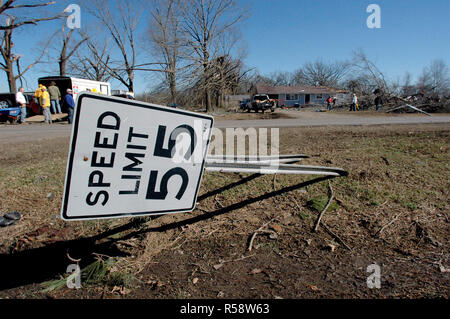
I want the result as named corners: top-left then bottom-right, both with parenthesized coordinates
top-left (256, 52), bottom-right (449, 102)
top-left (1, 0), bottom-right (448, 110)
top-left (1, 0), bottom-right (249, 111)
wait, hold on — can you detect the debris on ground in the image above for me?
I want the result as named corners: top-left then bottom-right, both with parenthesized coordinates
top-left (0, 212), bottom-right (21, 227)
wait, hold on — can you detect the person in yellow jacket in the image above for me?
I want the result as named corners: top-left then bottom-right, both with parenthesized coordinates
top-left (34, 84), bottom-right (43, 104)
top-left (40, 86), bottom-right (52, 124)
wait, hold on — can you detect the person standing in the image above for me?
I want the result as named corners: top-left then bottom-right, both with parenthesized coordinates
top-left (326, 96), bottom-right (333, 111)
top-left (40, 86), bottom-right (52, 124)
top-left (34, 84), bottom-right (43, 104)
top-left (65, 89), bottom-right (75, 124)
top-left (48, 81), bottom-right (62, 114)
top-left (16, 87), bottom-right (27, 124)
top-left (350, 93), bottom-right (358, 111)
top-left (374, 95), bottom-right (383, 111)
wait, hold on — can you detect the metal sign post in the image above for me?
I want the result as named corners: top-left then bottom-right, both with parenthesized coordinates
top-left (205, 154), bottom-right (348, 176)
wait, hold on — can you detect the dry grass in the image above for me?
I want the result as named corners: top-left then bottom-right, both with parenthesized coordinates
top-left (0, 123), bottom-right (448, 298)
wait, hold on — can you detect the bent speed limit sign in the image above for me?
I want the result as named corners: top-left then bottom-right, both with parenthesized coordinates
top-left (61, 93), bottom-right (214, 220)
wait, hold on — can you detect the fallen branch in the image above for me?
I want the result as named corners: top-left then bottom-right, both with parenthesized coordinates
top-left (169, 228), bottom-right (187, 248)
top-left (291, 197), bottom-right (302, 210)
top-left (386, 104), bottom-right (431, 116)
top-left (321, 222), bottom-right (352, 251)
top-left (214, 254), bottom-right (256, 270)
top-left (214, 194), bottom-right (225, 209)
top-left (313, 180), bottom-right (334, 232)
top-left (374, 212), bottom-right (404, 237)
top-left (248, 218), bottom-right (276, 252)
top-left (225, 254), bottom-right (255, 265)
top-left (66, 253), bottom-right (81, 263)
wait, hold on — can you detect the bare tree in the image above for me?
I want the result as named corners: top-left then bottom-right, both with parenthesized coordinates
top-left (343, 76), bottom-right (373, 96)
top-left (268, 70), bottom-right (292, 86)
top-left (58, 25), bottom-right (88, 76)
top-left (148, 0), bottom-right (185, 104)
top-left (84, 0), bottom-right (171, 92)
top-left (0, 0), bottom-right (63, 91)
top-left (0, 0), bottom-right (63, 30)
top-left (207, 54), bottom-right (250, 107)
top-left (0, 17), bottom-right (51, 92)
top-left (292, 59), bottom-right (350, 87)
top-left (249, 72), bottom-right (275, 86)
top-left (84, 0), bottom-right (142, 92)
top-left (180, 0), bottom-right (245, 111)
top-left (400, 72), bottom-right (416, 96)
top-left (420, 59), bottom-right (450, 96)
top-left (350, 49), bottom-right (388, 93)
top-left (68, 38), bottom-right (115, 82)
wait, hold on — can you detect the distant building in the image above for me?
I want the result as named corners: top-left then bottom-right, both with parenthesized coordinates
top-left (250, 84), bottom-right (350, 107)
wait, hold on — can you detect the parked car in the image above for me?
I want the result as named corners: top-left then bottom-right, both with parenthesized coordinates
top-left (0, 92), bottom-right (40, 123)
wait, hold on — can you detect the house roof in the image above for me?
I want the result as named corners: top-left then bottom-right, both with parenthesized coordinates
top-left (254, 84), bottom-right (348, 95)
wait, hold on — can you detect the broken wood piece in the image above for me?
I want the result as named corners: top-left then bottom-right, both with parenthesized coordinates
top-left (385, 104), bottom-right (431, 116)
top-left (321, 223), bottom-right (352, 251)
top-left (313, 180), bottom-right (334, 232)
top-left (248, 218), bottom-right (277, 252)
top-left (374, 212), bottom-right (404, 237)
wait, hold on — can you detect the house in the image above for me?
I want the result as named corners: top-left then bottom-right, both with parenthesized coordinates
top-left (250, 84), bottom-right (350, 107)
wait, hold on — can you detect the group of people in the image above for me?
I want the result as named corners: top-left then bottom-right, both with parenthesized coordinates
top-left (15, 82), bottom-right (75, 124)
top-left (324, 93), bottom-right (384, 112)
top-left (349, 93), bottom-right (383, 111)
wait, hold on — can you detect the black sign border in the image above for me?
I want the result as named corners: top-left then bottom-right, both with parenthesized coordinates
top-left (61, 93), bottom-right (214, 220)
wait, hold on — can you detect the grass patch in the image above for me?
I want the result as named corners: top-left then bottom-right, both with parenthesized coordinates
top-left (41, 257), bottom-right (137, 293)
top-left (1, 124), bottom-right (449, 299)
top-left (297, 210), bottom-right (310, 220)
top-left (306, 196), bottom-right (339, 213)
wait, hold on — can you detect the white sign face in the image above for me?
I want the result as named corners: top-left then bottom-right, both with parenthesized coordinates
top-left (61, 93), bottom-right (214, 220)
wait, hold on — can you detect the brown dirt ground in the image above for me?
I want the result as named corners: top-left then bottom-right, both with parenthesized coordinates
top-left (213, 108), bottom-right (450, 122)
top-left (210, 110), bottom-right (294, 121)
top-left (0, 124), bottom-right (448, 299)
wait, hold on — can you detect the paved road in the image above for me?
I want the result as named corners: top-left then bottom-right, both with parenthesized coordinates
top-left (0, 123), bottom-right (72, 143)
top-left (1, 113), bottom-right (449, 144)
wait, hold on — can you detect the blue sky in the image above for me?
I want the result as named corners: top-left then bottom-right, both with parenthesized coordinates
top-left (242, 0), bottom-right (450, 78)
top-left (1, 0), bottom-right (449, 93)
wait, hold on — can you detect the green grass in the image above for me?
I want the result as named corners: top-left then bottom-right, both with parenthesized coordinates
top-left (306, 196), bottom-right (339, 213)
top-left (41, 257), bottom-right (137, 293)
top-left (297, 210), bottom-right (310, 220)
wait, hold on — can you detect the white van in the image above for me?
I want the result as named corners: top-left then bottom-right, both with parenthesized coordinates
top-left (38, 76), bottom-right (111, 109)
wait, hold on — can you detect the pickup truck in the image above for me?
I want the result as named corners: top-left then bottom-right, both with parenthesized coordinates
top-left (246, 94), bottom-right (275, 113)
top-left (0, 92), bottom-right (40, 123)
